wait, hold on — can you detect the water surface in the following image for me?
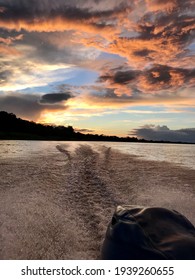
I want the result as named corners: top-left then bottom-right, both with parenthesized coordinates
top-left (0, 140), bottom-right (195, 170)
top-left (0, 140), bottom-right (195, 259)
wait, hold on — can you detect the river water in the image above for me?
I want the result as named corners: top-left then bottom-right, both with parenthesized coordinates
top-left (0, 141), bottom-right (195, 259)
top-left (0, 140), bottom-right (195, 169)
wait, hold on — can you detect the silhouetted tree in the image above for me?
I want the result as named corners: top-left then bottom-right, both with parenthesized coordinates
top-left (1, 111), bottom-right (187, 143)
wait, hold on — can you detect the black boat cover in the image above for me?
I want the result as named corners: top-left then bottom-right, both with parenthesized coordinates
top-left (101, 206), bottom-right (195, 260)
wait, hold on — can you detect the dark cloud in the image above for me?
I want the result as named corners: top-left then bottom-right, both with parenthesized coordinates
top-left (138, 0), bottom-right (195, 41)
top-left (114, 70), bottom-right (138, 84)
top-left (99, 69), bottom-right (140, 84)
top-left (142, 65), bottom-right (195, 91)
top-left (22, 32), bottom-right (99, 66)
top-left (0, 0), bottom-right (130, 28)
top-left (0, 70), bottom-right (12, 84)
top-left (0, 0), bottom-right (194, 128)
top-left (1, 0), bottom-right (194, 69)
top-left (75, 128), bottom-right (94, 133)
top-left (133, 49), bottom-right (154, 57)
top-left (0, 93), bottom-right (67, 120)
top-left (93, 88), bottom-right (120, 99)
top-left (106, 0), bottom-right (195, 66)
top-left (130, 125), bottom-right (195, 143)
top-left (39, 92), bottom-right (73, 104)
top-left (98, 64), bottom-right (195, 94)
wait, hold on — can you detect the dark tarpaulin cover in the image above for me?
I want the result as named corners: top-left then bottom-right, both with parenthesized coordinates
top-left (101, 206), bottom-right (195, 260)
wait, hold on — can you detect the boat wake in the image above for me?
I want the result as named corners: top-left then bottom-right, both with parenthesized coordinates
top-left (0, 143), bottom-right (195, 259)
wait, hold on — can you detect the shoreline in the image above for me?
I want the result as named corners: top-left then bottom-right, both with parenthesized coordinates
top-left (1, 138), bottom-right (195, 145)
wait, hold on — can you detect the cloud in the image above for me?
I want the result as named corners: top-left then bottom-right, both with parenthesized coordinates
top-left (0, 56), bottom-right (73, 91)
top-left (98, 65), bottom-right (195, 100)
top-left (23, 32), bottom-right (101, 66)
top-left (84, 0), bottom-right (195, 68)
top-left (0, 30), bottom-right (101, 92)
top-left (0, 93), bottom-right (68, 120)
top-left (39, 92), bottom-right (73, 104)
top-left (80, 86), bottom-right (195, 109)
top-left (0, 32), bottom-right (23, 57)
top-left (0, 6), bottom-right (6, 13)
top-left (145, 0), bottom-right (177, 12)
top-left (138, 65), bottom-right (195, 92)
top-left (75, 128), bottom-right (94, 133)
top-left (98, 64), bottom-right (195, 96)
top-left (0, 1), bottom-right (128, 84)
top-left (0, 0), bottom-right (194, 66)
top-left (130, 124), bottom-right (195, 143)
top-left (0, 0), bottom-right (195, 129)
top-left (1, 0), bottom-right (194, 72)
top-left (0, 1), bottom-right (131, 40)
top-left (145, 0), bottom-right (195, 13)
top-left (99, 68), bottom-right (140, 84)
top-left (0, 44), bottom-right (21, 55)
top-left (0, 70), bottom-right (12, 84)
top-left (0, 33), bottom-right (23, 45)
top-left (51, 82), bottom-right (195, 113)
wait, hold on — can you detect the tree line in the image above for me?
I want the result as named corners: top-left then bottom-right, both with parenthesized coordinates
top-left (0, 111), bottom-right (141, 141)
top-left (0, 111), bottom-right (185, 143)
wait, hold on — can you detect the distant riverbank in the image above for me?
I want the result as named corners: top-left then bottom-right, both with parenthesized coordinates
top-left (1, 111), bottom-right (194, 144)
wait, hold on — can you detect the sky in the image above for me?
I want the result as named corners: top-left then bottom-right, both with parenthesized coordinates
top-left (0, 0), bottom-right (195, 142)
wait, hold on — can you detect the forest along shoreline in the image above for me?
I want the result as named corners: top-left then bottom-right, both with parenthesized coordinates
top-left (1, 111), bottom-right (194, 144)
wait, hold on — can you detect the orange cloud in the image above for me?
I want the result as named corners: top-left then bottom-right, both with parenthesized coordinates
top-left (0, 34), bottom-right (23, 56)
top-left (0, 16), bottom-right (110, 34)
top-left (145, 0), bottom-right (177, 12)
top-left (169, 55), bottom-right (195, 69)
top-left (138, 66), bottom-right (195, 93)
top-left (82, 91), bottom-right (195, 109)
top-left (0, 0), bottom-right (193, 72)
top-left (0, 0), bottom-right (194, 123)
top-left (82, 33), bottom-right (187, 69)
top-left (109, 36), bottom-right (184, 67)
top-left (0, 34), bottom-right (23, 45)
top-left (0, 45), bottom-right (21, 55)
top-left (0, 12), bottom-right (121, 43)
top-left (77, 1), bottom-right (195, 70)
top-left (98, 64), bottom-right (195, 96)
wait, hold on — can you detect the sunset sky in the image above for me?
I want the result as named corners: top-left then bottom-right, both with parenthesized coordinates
top-left (0, 0), bottom-right (195, 142)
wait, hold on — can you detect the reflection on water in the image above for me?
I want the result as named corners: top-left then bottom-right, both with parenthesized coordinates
top-left (0, 140), bottom-right (58, 158)
top-left (0, 140), bottom-right (195, 170)
top-left (102, 142), bottom-right (195, 170)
